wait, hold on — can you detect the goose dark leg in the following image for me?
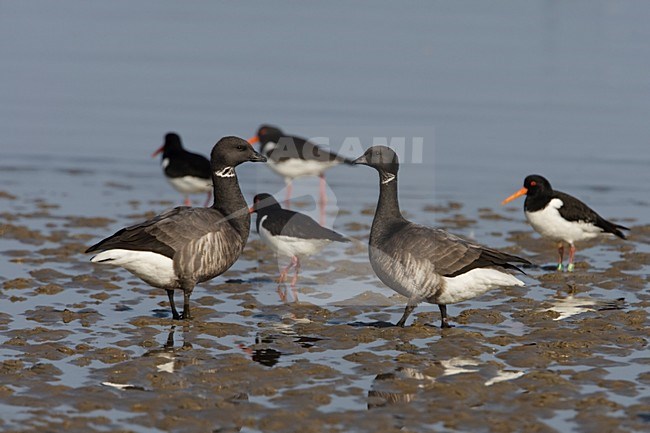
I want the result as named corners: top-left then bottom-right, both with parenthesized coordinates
top-left (557, 242), bottom-right (564, 271)
top-left (396, 303), bottom-right (416, 327)
top-left (182, 289), bottom-right (193, 320)
top-left (439, 304), bottom-right (454, 328)
top-left (567, 244), bottom-right (576, 272)
top-left (167, 289), bottom-right (181, 320)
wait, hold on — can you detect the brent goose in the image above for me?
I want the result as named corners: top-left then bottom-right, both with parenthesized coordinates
top-left (250, 193), bottom-right (349, 288)
top-left (502, 174), bottom-right (629, 272)
top-left (87, 136), bottom-right (267, 320)
top-left (353, 146), bottom-right (530, 328)
top-left (152, 132), bottom-right (212, 206)
top-left (248, 124), bottom-right (353, 223)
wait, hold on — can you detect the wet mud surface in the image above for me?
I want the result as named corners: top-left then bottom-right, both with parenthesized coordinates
top-left (1, 165), bottom-right (650, 433)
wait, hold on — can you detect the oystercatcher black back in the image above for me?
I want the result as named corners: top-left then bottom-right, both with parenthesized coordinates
top-left (87, 137), bottom-right (267, 320)
top-left (250, 193), bottom-right (349, 287)
top-left (353, 146), bottom-right (530, 328)
top-left (152, 132), bottom-right (212, 206)
top-left (248, 124), bottom-right (353, 223)
top-left (502, 174), bottom-right (629, 272)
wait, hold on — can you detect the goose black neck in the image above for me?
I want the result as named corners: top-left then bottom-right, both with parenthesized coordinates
top-left (372, 172), bottom-right (405, 230)
top-left (210, 168), bottom-right (250, 238)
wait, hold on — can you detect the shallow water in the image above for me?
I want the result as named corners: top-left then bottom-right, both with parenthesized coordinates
top-left (2, 1), bottom-right (650, 432)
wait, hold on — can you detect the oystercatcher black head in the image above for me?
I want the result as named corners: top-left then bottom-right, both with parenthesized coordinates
top-left (249, 125), bottom-right (284, 147)
top-left (152, 133), bottom-right (183, 157)
top-left (502, 174), bottom-right (629, 272)
top-left (353, 145), bottom-right (530, 328)
top-left (502, 174), bottom-right (554, 212)
top-left (250, 193), bottom-right (282, 213)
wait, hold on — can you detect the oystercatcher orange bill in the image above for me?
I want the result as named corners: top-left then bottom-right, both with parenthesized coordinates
top-left (151, 146), bottom-right (164, 157)
top-left (501, 187), bottom-right (528, 205)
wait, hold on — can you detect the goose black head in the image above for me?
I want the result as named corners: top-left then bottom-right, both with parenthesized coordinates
top-left (211, 136), bottom-right (267, 171)
top-left (352, 146), bottom-right (399, 185)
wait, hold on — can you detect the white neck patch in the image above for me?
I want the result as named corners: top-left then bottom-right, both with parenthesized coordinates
top-left (381, 173), bottom-right (396, 185)
top-left (215, 167), bottom-right (235, 178)
top-left (162, 158), bottom-right (170, 169)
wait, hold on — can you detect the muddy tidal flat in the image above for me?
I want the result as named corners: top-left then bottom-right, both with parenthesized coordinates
top-left (1, 164), bottom-right (649, 433)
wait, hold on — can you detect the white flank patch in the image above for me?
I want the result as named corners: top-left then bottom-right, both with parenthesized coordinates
top-left (525, 198), bottom-right (602, 243)
top-left (258, 215), bottom-right (331, 257)
top-left (267, 157), bottom-right (339, 179)
top-left (439, 268), bottom-right (524, 305)
top-left (168, 176), bottom-right (212, 194)
top-left (214, 166), bottom-right (235, 178)
top-left (90, 249), bottom-right (176, 288)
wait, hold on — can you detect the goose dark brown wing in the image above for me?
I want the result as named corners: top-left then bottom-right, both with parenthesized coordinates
top-left (85, 207), bottom-right (241, 260)
top-left (378, 223), bottom-right (529, 278)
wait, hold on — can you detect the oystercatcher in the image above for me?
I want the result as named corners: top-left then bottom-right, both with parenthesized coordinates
top-left (87, 137), bottom-right (267, 320)
top-left (250, 193), bottom-right (349, 290)
top-left (248, 124), bottom-right (353, 224)
top-left (353, 146), bottom-right (530, 328)
top-left (152, 132), bottom-right (212, 206)
top-left (502, 174), bottom-right (629, 272)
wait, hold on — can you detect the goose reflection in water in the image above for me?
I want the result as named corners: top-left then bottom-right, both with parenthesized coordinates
top-left (368, 358), bottom-right (525, 409)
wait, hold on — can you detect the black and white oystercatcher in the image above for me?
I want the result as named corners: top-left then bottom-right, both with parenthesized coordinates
top-left (87, 137), bottom-right (267, 320)
top-left (152, 132), bottom-right (212, 206)
top-left (502, 174), bottom-right (629, 272)
top-left (250, 193), bottom-right (349, 288)
top-left (248, 125), bottom-right (353, 223)
top-left (353, 146), bottom-right (530, 328)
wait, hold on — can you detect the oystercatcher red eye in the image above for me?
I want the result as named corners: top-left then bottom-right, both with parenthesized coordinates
top-left (530, 181), bottom-right (537, 186)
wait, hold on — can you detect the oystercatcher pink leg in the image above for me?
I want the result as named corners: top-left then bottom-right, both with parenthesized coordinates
top-left (319, 174), bottom-right (327, 225)
top-left (290, 256), bottom-right (301, 287)
top-left (557, 242), bottom-right (564, 271)
top-left (567, 244), bottom-right (576, 272)
top-left (277, 260), bottom-right (294, 283)
top-left (290, 256), bottom-right (301, 302)
top-left (203, 190), bottom-right (212, 207)
top-left (284, 182), bottom-right (293, 209)
top-left (183, 196), bottom-right (191, 206)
